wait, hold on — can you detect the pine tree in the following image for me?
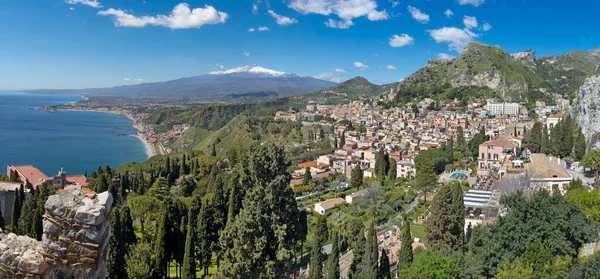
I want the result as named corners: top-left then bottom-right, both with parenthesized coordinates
top-left (182, 209), bottom-right (196, 279)
top-left (10, 189), bottom-right (21, 231)
top-left (326, 231), bottom-right (340, 279)
top-left (152, 210), bottom-right (169, 279)
top-left (378, 249), bottom-right (391, 279)
top-left (18, 190), bottom-right (37, 237)
top-left (303, 168), bottom-right (313, 185)
top-left (351, 165), bottom-right (363, 190)
top-left (108, 208), bottom-right (127, 279)
top-left (397, 220), bottom-right (413, 269)
top-left (574, 129), bottom-right (586, 161)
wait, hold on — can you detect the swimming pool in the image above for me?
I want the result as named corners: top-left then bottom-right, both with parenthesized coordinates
top-left (449, 172), bottom-right (468, 179)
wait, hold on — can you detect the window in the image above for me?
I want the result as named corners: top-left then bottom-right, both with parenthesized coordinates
top-left (488, 153), bottom-right (491, 160)
top-left (480, 163), bottom-right (485, 168)
top-left (494, 154), bottom-right (498, 160)
top-left (481, 153), bottom-right (485, 159)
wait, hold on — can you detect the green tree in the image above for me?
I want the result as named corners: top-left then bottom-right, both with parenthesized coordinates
top-left (397, 220), bottom-right (413, 269)
top-left (152, 210), bottom-right (169, 279)
top-left (361, 221), bottom-right (378, 278)
top-left (540, 124), bottom-right (549, 154)
top-left (426, 183), bottom-right (463, 251)
top-left (387, 159), bottom-right (397, 184)
top-left (468, 126), bottom-right (487, 161)
top-left (527, 121), bottom-right (543, 153)
top-left (182, 209), bottom-right (196, 279)
top-left (326, 231), bottom-right (340, 279)
top-left (108, 208), bottom-right (127, 279)
top-left (496, 260), bottom-right (533, 279)
top-left (309, 237), bottom-right (324, 279)
top-left (334, 136), bottom-right (338, 149)
top-left (375, 150), bottom-right (389, 180)
top-left (303, 168), bottom-right (313, 185)
top-left (405, 249), bottom-right (460, 279)
top-left (378, 249), bottom-right (391, 279)
top-left (582, 150), bottom-right (600, 183)
top-left (126, 242), bottom-right (153, 279)
top-left (10, 189), bottom-right (21, 232)
top-left (120, 206), bottom-right (137, 247)
top-left (347, 219), bottom-right (364, 279)
top-left (0, 201), bottom-right (4, 230)
top-left (219, 145), bottom-right (301, 279)
top-left (573, 129), bottom-right (586, 161)
top-left (340, 132), bottom-right (346, 147)
top-left (414, 151), bottom-right (439, 210)
top-left (567, 179), bottom-right (600, 223)
top-left (456, 126), bottom-right (467, 157)
top-left (351, 165), bottom-right (364, 190)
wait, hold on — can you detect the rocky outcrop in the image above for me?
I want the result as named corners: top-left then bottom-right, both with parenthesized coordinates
top-left (0, 186), bottom-right (112, 279)
top-left (575, 76), bottom-right (600, 148)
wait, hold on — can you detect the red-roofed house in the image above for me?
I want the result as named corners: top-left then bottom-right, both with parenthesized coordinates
top-left (7, 165), bottom-right (47, 188)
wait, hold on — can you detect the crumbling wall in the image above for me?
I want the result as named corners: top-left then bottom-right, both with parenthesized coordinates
top-left (0, 186), bottom-right (112, 279)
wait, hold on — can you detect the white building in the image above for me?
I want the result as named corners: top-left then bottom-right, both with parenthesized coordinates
top-left (346, 190), bottom-right (368, 204)
top-left (314, 198), bottom-right (345, 215)
top-left (485, 102), bottom-right (520, 116)
top-left (528, 154), bottom-right (573, 194)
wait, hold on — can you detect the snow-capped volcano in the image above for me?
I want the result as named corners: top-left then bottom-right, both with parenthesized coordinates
top-left (209, 65), bottom-right (288, 77)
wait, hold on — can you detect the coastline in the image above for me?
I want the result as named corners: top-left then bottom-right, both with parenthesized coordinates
top-left (55, 108), bottom-right (157, 158)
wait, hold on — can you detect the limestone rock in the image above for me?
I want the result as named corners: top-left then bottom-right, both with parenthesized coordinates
top-left (574, 76), bottom-right (600, 148)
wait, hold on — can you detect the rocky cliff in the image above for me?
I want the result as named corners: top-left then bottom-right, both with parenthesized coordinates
top-left (575, 76), bottom-right (600, 148)
top-left (0, 186), bottom-right (112, 279)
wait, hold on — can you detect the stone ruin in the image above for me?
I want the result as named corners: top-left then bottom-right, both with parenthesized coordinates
top-left (0, 185), bottom-right (112, 279)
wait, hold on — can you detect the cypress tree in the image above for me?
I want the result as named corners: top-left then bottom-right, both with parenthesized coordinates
top-left (397, 221), bottom-right (413, 269)
top-left (211, 145), bottom-right (217, 157)
top-left (182, 209), bottom-right (196, 279)
top-left (309, 237), bottom-right (324, 279)
top-left (541, 124), bottom-right (549, 154)
top-left (340, 132), bottom-right (346, 147)
top-left (316, 214), bottom-right (329, 248)
top-left (197, 202), bottom-right (212, 276)
top-left (387, 159), bottom-right (397, 184)
top-left (528, 121), bottom-right (543, 153)
top-left (120, 206), bottom-right (137, 247)
top-left (152, 210), bottom-right (169, 279)
top-left (326, 231), bottom-right (340, 279)
top-left (425, 183), bottom-right (464, 251)
top-left (378, 249), bottom-right (391, 279)
top-left (18, 190), bottom-right (37, 237)
top-left (108, 208), bottom-right (127, 279)
top-left (351, 165), bottom-right (363, 190)
top-left (574, 129), bottom-right (586, 161)
top-left (334, 136), bottom-right (338, 149)
top-left (11, 189), bottom-right (21, 231)
top-left (0, 201), bottom-right (4, 230)
top-left (303, 168), bottom-right (313, 185)
top-left (362, 221), bottom-right (379, 278)
top-left (348, 220), bottom-right (364, 279)
top-left (451, 182), bottom-right (465, 250)
top-left (31, 208), bottom-right (43, 240)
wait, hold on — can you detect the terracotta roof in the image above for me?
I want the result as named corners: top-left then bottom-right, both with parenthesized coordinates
top-left (12, 165), bottom-right (47, 187)
top-left (481, 138), bottom-right (518, 148)
top-left (315, 198), bottom-right (345, 211)
top-left (66, 175), bottom-right (89, 187)
top-left (528, 154), bottom-right (570, 179)
top-left (298, 161), bottom-right (318, 169)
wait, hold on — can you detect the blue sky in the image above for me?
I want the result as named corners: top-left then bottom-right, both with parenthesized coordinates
top-left (1, 0), bottom-right (599, 89)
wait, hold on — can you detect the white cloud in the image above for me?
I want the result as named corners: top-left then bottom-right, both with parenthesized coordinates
top-left (268, 10), bottom-right (298, 26)
top-left (444, 9), bottom-right (453, 18)
top-left (458, 0), bottom-right (485, 7)
top-left (65, 0), bottom-right (101, 8)
top-left (316, 69), bottom-right (346, 82)
top-left (243, 51), bottom-right (250, 57)
top-left (407, 6), bottom-right (429, 24)
top-left (288, 0), bottom-right (389, 28)
top-left (134, 78), bottom-right (146, 83)
top-left (123, 78), bottom-right (130, 81)
top-left (389, 0), bottom-right (399, 8)
top-left (389, 34), bottom-right (414, 48)
top-left (97, 3), bottom-right (228, 29)
top-left (216, 63), bottom-right (225, 71)
top-left (252, 4), bottom-right (258, 14)
top-left (248, 28), bottom-right (256, 32)
top-left (437, 53), bottom-right (455, 60)
top-left (354, 62), bottom-right (369, 70)
top-left (386, 65), bottom-right (397, 70)
top-left (69, 7), bottom-right (76, 11)
top-left (258, 26), bottom-right (269, 31)
top-left (482, 22), bottom-right (492, 31)
top-left (325, 18), bottom-right (354, 29)
top-left (463, 15), bottom-right (478, 29)
top-left (335, 68), bottom-right (347, 73)
top-left (429, 26), bottom-right (478, 52)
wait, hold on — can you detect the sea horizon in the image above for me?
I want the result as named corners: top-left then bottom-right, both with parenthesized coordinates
top-left (0, 91), bottom-right (148, 176)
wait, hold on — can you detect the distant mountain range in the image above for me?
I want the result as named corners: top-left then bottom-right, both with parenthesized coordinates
top-left (33, 65), bottom-right (335, 102)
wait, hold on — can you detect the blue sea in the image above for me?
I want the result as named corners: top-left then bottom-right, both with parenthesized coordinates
top-left (0, 92), bottom-right (148, 176)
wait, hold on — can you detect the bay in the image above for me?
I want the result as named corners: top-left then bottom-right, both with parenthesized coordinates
top-left (0, 92), bottom-right (148, 176)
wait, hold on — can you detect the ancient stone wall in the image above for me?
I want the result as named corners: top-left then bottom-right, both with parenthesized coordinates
top-left (0, 186), bottom-right (112, 279)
